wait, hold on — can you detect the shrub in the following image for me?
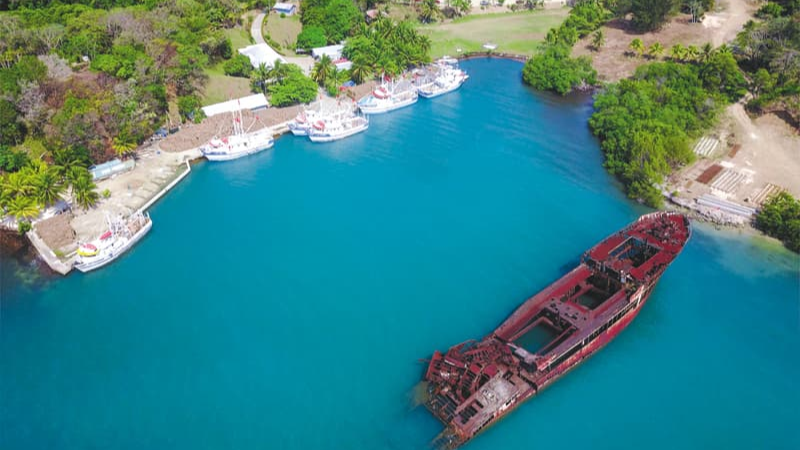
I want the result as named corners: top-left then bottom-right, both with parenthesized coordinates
top-left (522, 45), bottom-right (597, 95)
top-left (296, 25), bottom-right (327, 50)
top-left (223, 54), bottom-right (253, 77)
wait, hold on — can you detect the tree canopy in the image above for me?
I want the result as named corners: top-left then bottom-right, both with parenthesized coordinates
top-left (755, 192), bottom-right (800, 252)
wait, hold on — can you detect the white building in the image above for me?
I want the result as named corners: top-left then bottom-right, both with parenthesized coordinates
top-left (311, 44), bottom-right (344, 60)
top-left (271, 2), bottom-right (297, 15)
top-left (238, 44), bottom-right (287, 69)
top-left (201, 94), bottom-right (269, 118)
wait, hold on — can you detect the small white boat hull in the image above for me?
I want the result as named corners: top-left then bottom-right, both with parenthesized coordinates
top-left (75, 219), bottom-right (153, 273)
top-left (358, 95), bottom-right (418, 115)
top-left (203, 140), bottom-right (273, 161)
top-left (308, 122), bottom-right (369, 143)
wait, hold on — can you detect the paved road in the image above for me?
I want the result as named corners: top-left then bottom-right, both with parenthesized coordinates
top-left (249, 11), bottom-right (314, 74)
top-left (251, 12), bottom-right (266, 44)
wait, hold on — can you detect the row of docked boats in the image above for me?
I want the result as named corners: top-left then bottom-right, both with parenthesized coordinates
top-left (286, 56), bottom-right (469, 143)
top-left (197, 56), bottom-right (468, 156)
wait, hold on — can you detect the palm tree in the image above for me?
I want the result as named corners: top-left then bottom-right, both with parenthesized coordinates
top-left (700, 42), bottom-right (714, 62)
top-left (71, 174), bottom-right (99, 210)
top-left (34, 168), bottom-right (65, 208)
top-left (591, 30), bottom-right (605, 52)
top-left (647, 42), bottom-right (665, 60)
top-left (629, 38), bottom-right (645, 58)
top-left (418, 0), bottom-right (440, 24)
top-left (452, 0), bottom-right (471, 17)
top-left (670, 43), bottom-right (687, 62)
top-left (250, 62), bottom-right (271, 95)
top-left (2, 171), bottom-right (36, 198)
top-left (311, 54), bottom-right (336, 87)
top-left (6, 196), bottom-right (40, 222)
top-left (112, 134), bottom-right (137, 157)
top-left (686, 45), bottom-right (700, 62)
top-left (350, 54), bottom-right (374, 84)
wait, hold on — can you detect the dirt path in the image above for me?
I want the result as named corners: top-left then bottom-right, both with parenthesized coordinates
top-left (703, 0), bottom-right (756, 47)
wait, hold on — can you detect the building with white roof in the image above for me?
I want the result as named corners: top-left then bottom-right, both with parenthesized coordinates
top-left (311, 44), bottom-right (344, 60)
top-left (238, 44), bottom-right (287, 69)
top-left (272, 2), bottom-right (297, 15)
top-left (201, 94), bottom-right (269, 118)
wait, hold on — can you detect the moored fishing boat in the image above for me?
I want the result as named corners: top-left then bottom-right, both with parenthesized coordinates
top-left (201, 108), bottom-right (274, 161)
top-left (74, 212), bottom-right (153, 273)
top-left (422, 212), bottom-right (691, 449)
top-left (357, 79), bottom-right (418, 114)
top-left (419, 57), bottom-right (469, 99)
top-left (308, 113), bottom-right (369, 143)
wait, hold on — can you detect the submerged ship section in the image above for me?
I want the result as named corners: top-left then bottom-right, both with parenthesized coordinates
top-left (423, 212), bottom-right (690, 449)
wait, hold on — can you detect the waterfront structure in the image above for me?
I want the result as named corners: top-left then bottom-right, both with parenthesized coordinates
top-left (357, 79), bottom-right (418, 114)
top-left (75, 212), bottom-right (153, 273)
top-left (201, 94), bottom-right (269, 118)
top-left (422, 212), bottom-right (691, 449)
top-left (418, 58), bottom-right (469, 99)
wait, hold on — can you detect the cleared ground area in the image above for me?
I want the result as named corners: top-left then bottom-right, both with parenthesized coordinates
top-left (419, 9), bottom-right (570, 58)
top-left (573, 0), bottom-right (756, 82)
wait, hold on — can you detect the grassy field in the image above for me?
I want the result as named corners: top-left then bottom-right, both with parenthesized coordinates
top-left (224, 26), bottom-right (253, 51)
top-left (418, 9), bottom-right (570, 58)
top-left (199, 26), bottom-right (256, 106)
top-left (264, 12), bottom-right (302, 55)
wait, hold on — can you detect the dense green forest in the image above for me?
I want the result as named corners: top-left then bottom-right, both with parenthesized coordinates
top-left (589, 52), bottom-right (746, 207)
top-left (754, 191), bottom-right (800, 252)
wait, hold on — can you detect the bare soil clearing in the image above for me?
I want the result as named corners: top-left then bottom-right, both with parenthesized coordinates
top-left (574, 0), bottom-right (757, 82)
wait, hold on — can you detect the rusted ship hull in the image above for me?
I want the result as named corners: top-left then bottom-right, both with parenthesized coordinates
top-left (422, 212), bottom-right (691, 449)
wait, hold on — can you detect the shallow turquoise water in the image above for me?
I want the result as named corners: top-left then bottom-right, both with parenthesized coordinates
top-left (2, 59), bottom-right (799, 450)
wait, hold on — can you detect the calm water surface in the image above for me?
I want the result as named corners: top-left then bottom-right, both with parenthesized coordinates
top-left (2, 59), bottom-right (799, 450)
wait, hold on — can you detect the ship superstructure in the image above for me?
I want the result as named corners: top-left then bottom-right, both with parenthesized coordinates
top-left (423, 212), bottom-right (690, 449)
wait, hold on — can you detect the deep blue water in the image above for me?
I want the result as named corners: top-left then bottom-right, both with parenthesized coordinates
top-left (2, 59), bottom-right (799, 450)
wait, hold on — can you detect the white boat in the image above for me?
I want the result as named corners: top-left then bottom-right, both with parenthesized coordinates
top-left (201, 108), bottom-right (274, 161)
top-left (418, 57), bottom-right (469, 99)
top-left (357, 79), bottom-right (418, 114)
top-left (74, 212), bottom-right (152, 273)
top-left (308, 113), bottom-right (369, 143)
top-left (288, 108), bottom-right (321, 136)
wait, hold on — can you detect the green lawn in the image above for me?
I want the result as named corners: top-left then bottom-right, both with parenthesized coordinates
top-left (202, 61), bottom-right (253, 106)
top-left (224, 27), bottom-right (253, 51)
top-left (418, 9), bottom-right (570, 58)
top-left (200, 26), bottom-right (256, 106)
top-left (264, 12), bottom-right (302, 55)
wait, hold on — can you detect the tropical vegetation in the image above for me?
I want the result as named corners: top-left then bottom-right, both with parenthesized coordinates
top-left (589, 51), bottom-right (747, 207)
top-left (754, 192), bottom-right (800, 253)
top-left (733, 5), bottom-right (800, 127)
top-left (343, 18), bottom-right (432, 82)
top-left (0, 0), bottom-right (253, 223)
top-left (522, 0), bottom-right (610, 94)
